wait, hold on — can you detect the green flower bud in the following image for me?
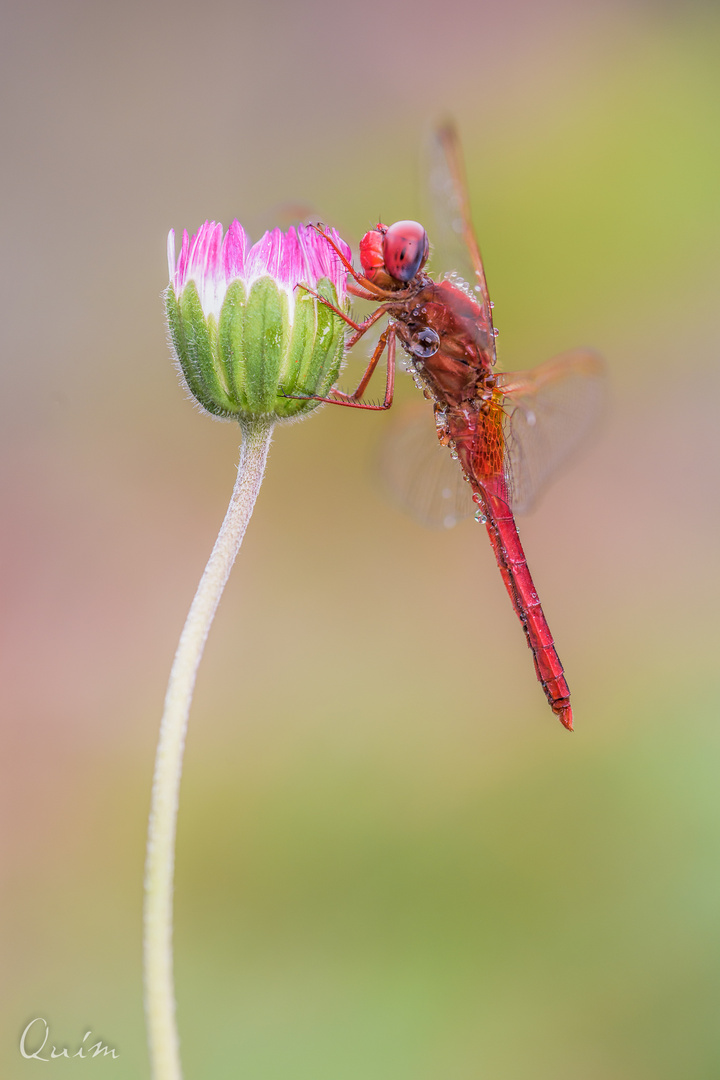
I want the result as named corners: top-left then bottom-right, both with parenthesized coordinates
top-left (166, 220), bottom-right (350, 421)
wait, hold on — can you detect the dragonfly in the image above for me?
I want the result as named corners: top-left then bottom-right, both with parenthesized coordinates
top-left (294, 124), bottom-right (605, 730)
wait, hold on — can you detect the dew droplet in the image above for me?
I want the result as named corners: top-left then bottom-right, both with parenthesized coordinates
top-left (489, 301), bottom-right (495, 309)
top-left (493, 327), bottom-right (499, 338)
top-left (474, 509), bottom-right (487, 524)
top-left (450, 450), bottom-right (459, 460)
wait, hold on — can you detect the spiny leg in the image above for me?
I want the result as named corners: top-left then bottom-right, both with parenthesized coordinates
top-left (287, 327), bottom-right (396, 411)
top-left (310, 224), bottom-right (388, 297)
top-left (347, 281), bottom-right (387, 301)
top-left (345, 325), bottom-right (396, 403)
top-left (296, 282), bottom-right (391, 336)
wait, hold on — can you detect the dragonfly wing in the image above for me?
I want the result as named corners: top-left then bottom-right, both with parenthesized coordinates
top-left (425, 123), bottom-right (497, 363)
top-left (378, 402), bottom-right (474, 529)
top-left (497, 350), bottom-right (607, 514)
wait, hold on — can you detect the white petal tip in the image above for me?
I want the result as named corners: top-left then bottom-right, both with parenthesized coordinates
top-left (167, 229), bottom-right (176, 285)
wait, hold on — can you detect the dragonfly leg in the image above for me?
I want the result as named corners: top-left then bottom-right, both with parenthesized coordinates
top-left (296, 283), bottom-right (390, 335)
top-left (310, 224), bottom-right (388, 298)
top-left (312, 224), bottom-right (430, 307)
top-left (312, 225), bottom-right (423, 303)
top-left (348, 325), bottom-right (395, 402)
top-left (348, 281), bottom-right (387, 301)
top-left (286, 326), bottom-right (396, 411)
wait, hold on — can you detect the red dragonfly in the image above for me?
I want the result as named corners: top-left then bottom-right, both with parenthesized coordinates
top-left (296, 125), bottom-right (604, 730)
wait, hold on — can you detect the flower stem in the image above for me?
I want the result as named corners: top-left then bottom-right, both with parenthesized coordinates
top-left (143, 416), bottom-right (274, 1080)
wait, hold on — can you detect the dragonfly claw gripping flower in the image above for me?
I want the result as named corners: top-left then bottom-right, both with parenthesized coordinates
top-left (166, 220), bottom-right (351, 421)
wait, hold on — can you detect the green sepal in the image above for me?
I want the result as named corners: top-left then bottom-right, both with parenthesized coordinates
top-left (217, 279), bottom-right (249, 413)
top-left (275, 289), bottom-right (318, 418)
top-left (313, 278), bottom-right (346, 399)
top-left (166, 285), bottom-right (214, 415)
top-left (167, 273), bottom-right (347, 423)
top-left (242, 277), bottom-right (289, 415)
top-left (175, 282), bottom-right (237, 416)
top-left (275, 279), bottom-right (346, 419)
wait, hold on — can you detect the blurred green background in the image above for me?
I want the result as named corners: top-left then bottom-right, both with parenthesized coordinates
top-left (2, 1), bottom-right (720, 1077)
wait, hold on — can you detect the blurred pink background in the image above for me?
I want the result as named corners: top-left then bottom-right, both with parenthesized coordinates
top-left (2, 1), bottom-right (720, 1076)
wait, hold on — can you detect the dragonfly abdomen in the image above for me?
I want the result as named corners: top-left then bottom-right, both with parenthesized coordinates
top-left (474, 486), bottom-right (573, 731)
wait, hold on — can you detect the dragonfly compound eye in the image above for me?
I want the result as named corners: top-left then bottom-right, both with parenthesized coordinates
top-left (383, 220), bottom-right (430, 282)
top-left (408, 327), bottom-right (440, 358)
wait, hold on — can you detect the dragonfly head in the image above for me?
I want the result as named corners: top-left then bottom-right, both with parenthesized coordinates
top-left (359, 220), bottom-right (429, 289)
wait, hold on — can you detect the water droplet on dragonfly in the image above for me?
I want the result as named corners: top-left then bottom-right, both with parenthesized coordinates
top-left (489, 301), bottom-right (495, 309)
top-left (474, 509), bottom-right (488, 524)
top-left (493, 327), bottom-right (499, 338)
top-left (449, 449), bottom-right (459, 460)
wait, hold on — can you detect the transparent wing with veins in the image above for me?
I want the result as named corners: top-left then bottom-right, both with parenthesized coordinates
top-left (380, 125), bottom-right (606, 525)
top-left (379, 402), bottom-right (475, 529)
top-left (425, 122), bottom-right (497, 364)
top-left (499, 349), bottom-right (606, 514)
top-left (381, 350), bottom-right (606, 525)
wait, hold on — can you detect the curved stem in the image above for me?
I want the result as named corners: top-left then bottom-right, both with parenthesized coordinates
top-left (143, 416), bottom-right (274, 1080)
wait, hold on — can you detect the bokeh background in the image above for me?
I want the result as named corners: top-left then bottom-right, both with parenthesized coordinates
top-left (2, 1), bottom-right (720, 1076)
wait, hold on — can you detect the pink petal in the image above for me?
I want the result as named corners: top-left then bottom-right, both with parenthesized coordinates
top-left (175, 228), bottom-right (191, 289)
top-left (299, 224), bottom-right (351, 297)
top-left (222, 220), bottom-right (249, 280)
top-left (276, 226), bottom-right (305, 289)
top-left (246, 228), bottom-right (285, 282)
top-left (295, 224), bottom-right (321, 288)
top-left (188, 221), bottom-right (220, 281)
top-left (206, 222), bottom-right (223, 276)
top-left (186, 225), bottom-right (206, 282)
top-left (169, 219), bottom-right (352, 319)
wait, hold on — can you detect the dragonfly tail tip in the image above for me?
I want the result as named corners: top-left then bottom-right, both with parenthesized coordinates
top-left (557, 704), bottom-right (574, 732)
